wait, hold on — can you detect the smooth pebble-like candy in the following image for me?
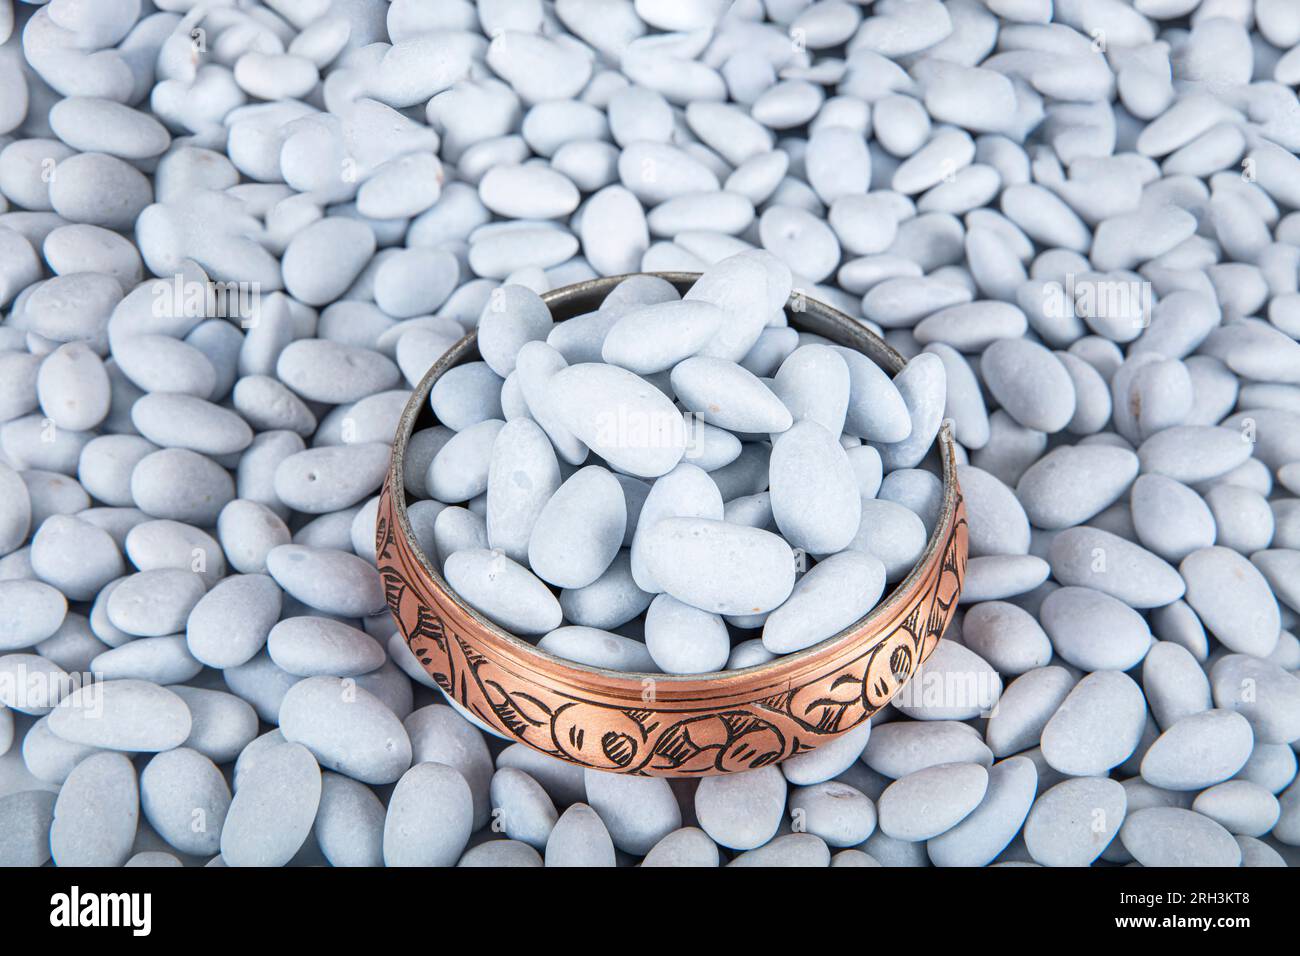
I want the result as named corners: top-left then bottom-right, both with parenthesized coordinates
top-left (1192, 781), bottom-right (1281, 839)
top-left (48, 679), bottom-right (191, 753)
top-left (130, 449), bottom-right (234, 526)
top-left (457, 840), bottom-right (543, 868)
top-left (477, 286), bottom-right (554, 378)
top-left (185, 573), bottom-right (280, 669)
top-left (671, 356), bottom-right (793, 435)
top-left (864, 721), bottom-right (992, 780)
top-left (489, 768), bottom-right (558, 851)
top-left (958, 465), bottom-right (1030, 556)
top-left (981, 339), bottom-right (1076, 434)
top-left (892, 640), bottom-right (1003, 721)
top-left (728, 833), bottom-right (832, 867)
top-left (835, 347), bottom-right (912, 443)
top-left (538, 626), bottom-right (656, 672)
top-left (762, 551), bottom-right (886, 655)
top-left (629, 462), bottom-right (723, 592)
top-left (1180, 547), bottom-right (1281, 658)
top-left (1023, 776), bottom-right (1126, 867)
top-left (1118, 807), bottom-right (1241, 867)
top-left (1040, 670), bottom-right (1148, 777)
top-left (640, 518), bottom-right (796, 616)
top-left (276, 339), bottom-right (400, 405)
top-left (789, 781), bottom-right (877, 848)
top-left (405, 704), bottom-right (495, 831)
top-left (1142, 640), bottom-right (1211, 731)
top-left (266, 545), bottom-right (386, 618)
top-left (1210, 654), bottom-right (1300, 746)
top-left (548, 363), bottom-right (687, 478)
top-left (139, 747), bottom-right (230, 857)
top-left (169, 686), bottom-right (257, 767)
top-left (314, 772), bottom-right (386, 868)
top-left (527, 466), bottom-right (626, 589)
top-left (644, 594), bottom-right (729, 675)
top-left (274, 444), bottom-right (391, 515)
top-left (641, 827), bottom-right (721, 868)
top-left (216, 500), bottom-right (291, 575)
top-left (0, 465), bottom-right (32, 556)
top-left (584, 770), bottom-right (681, 856)
top-left (844, 498), bottom-right (928, 583)
top-left (1140, 710), bottom-right (1255, 791)
top-left (267, 616), bottom-right (386, 678)
top-left (281, 219), bottom-right (377, 307)
top-left (870, 352), bottom-right (946, 471)
top-left (1048, 527), bottom-right (1184, 609)
top-left (1136, 425), bottom-right (1253, 484)
top-left (1039, 587), bottom-right (1151, 672)
top-left (50, 752), bottom-right (138, 867)
top-left (91, 635), bottom-right (202, 685)
top-left (0, 580), bottom-right (68, 650)
top-left (495, 745), bottom-right (584, 811)
top-left (429, 419), bottom-right (506, 503)
top-left (0, 791), bottom-right (57, 867)
top-left (771, 344), bottom-right (850, 436)
top-left (961, 601), bottom-right (1052, 675)
top-left (695, 766), bottom-right (787, 851)
top-left (1015, 445), bottom-right (1139, 530)
top-left (1129, 474), bottom-right (1216, 562)
top-left (601, 300), bottom-right (723, 375)
top-left (780, 720), bottom-right (874, 787)
top-left (928, 756), bottom-right (1038, 868)
top-left (221, 742), bottom-right (321, 868)
top-left (545, 803), bottom-right (616, 867)
top-left (278, 677), bottom-right (412, 786)
top-left (769, 420), bottom-right (861, 554)
top-left (877, 763), bottom-right (989, 842)
top-left (558, 551), bottom-right (653, 631)
top-left (445, 549), bottom-right (563, 636)
top-left (485, 419), bottom-right (561, 564)
top-left (430, 363), bottom-right (506, 432)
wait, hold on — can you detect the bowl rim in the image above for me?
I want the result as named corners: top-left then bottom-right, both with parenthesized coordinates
top-left (384, 271), bottom-right (960, 695)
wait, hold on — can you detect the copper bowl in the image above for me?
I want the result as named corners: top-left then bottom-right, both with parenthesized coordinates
top-left (376, 272), bottom-right (967, 777)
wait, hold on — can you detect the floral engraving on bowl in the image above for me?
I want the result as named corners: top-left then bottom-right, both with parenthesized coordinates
top-left (377, 475), bottom-right (966, 777)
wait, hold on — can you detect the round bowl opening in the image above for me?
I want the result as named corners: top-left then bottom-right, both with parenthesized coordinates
top-left (382, 272), bottom-right (963, 690)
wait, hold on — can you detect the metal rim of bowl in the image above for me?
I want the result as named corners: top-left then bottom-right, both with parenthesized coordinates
top-left (380, 271), bottom-right (964, 698)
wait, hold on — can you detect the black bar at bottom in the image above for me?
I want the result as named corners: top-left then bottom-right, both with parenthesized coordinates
top-left (2, 865), bottom-right (1282, 943)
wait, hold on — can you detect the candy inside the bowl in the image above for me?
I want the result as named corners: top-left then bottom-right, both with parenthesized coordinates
top-left (411, 251), bottom-right (947, 674)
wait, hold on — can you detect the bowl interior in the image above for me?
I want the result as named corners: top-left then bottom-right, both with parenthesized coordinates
top-left (386, 271), bottom-right (960, 687)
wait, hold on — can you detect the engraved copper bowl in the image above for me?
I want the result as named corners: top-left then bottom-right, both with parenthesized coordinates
top-left (376, 272), bottom-right (968, 777)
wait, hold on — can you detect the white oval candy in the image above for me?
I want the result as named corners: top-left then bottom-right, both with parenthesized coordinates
top-left (600, 300), bottom-right (723, 374)
top-left (644, 593), bottom-right (729, 675)
top-left (528, 466), bottom-right (626, 589)
top-left (640, 517), bottom-right (796, 616)
top-left (221, 741), bottom-right (321, 867)
top-left (769, 420), bottom-right (861, 554)
top-left (539, 625), bottom-right (655, 672)
top-left (267, 616), bottom-right (386, 678)
top-left (279, 676), bottom-right (412, 786)
top-left (671, 356), bottom-right (793, 434)
top-left (444, 548), bottom-right (562, 636)
top-left (763, 551), bottom-right (886, 655)
top-left (50, 752), bottom-right (139, 867)
top-left (548, 363), bottom-right (686, 478)
top-left (485, 418), bottom-right (561, 564)
top-left (48, 679), bottom-right (191, 752)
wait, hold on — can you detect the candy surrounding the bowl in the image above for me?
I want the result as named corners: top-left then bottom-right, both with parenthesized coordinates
top-left (0, 0), bottom-right (1298, 874)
